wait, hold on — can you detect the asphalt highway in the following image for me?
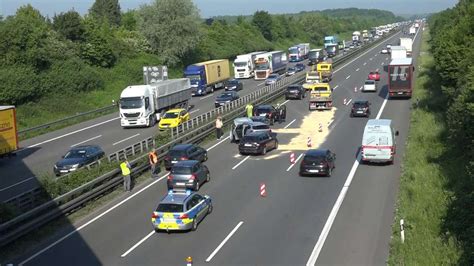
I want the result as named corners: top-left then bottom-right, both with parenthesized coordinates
top-left (0, 40), bottom-right (352, 202)
top-left (10, 27), bottom-right (422, 266)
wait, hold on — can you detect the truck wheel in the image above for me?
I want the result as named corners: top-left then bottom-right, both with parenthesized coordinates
top-left (210, 87), bottom-right (214, 93)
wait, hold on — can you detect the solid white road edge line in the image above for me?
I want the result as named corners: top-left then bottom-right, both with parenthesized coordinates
top-left (71, 135), bottom-right (102, 147)
top-left (120, 231), bottom-right (155, 258)
top-left (199, 93), bottom-right (214, 100)
top-left (283, 119), bottom-right (296, 129)
top-left (189, 109), bottom-right (200, 114)
top-left (112, 134), bottom-right (140, 146)
top-left (207, 136), bottom-right (230, 151)
top-left (27, 117), bottom-right (120, 148)
top-left (306, 79), bottom-right (391, 265)
top-left (205, 221), bottom-right (244, 262)
top-left (281, 99), bottom-right (290, 105)
top-left (19, 173), bottom-right (170, 266)
top-left (232, 156), bottom-right (250, 170)
top-left (286, 153), bottom-right (304, 171)
top-left (257, 82), bottom-right (265, 86)
top-left (0, 176), bottom-right (36, 192)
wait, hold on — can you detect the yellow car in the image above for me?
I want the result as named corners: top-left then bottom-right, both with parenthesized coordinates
top-left (158, 108), bottom-right (190, 130)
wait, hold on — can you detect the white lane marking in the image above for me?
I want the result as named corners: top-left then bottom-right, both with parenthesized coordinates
top-left (257, 82), bottom-right (265, 86)
top-left (355, 68), bottom-right (359, 72)
top-left (359, 86), bottom-right (363, 91)
top-left (281, 99), bottom-right (290, 105)
top-left (328, 119), bottom-right (335, 128)
top-left (370, 58), bottom-right (373, 61)
top-left (306, 82), bottom-right (391, 265)
top-left (333, 85), bottom-right (339, 90)
top-left (284, 119), bottom-right (296, 129)
top-left (27, 117), bottom-right (120, 148)
top-left (363, 62), bottom-right (367, 66)
top-left (0, 176), bottom-right (36, 192)
top-left (112, 133), bottom-right (140, 146)
top-left (376, 68), bottom-right (379, 72)
top-left (385, 57), bottom-right (388, 60)
top-left (200, 93), bottom-right (215, 100)
top-left (205, 221), bottom-right (244, 262)
top-left (207, 136), bottom-right (230, 151)
top-left (189, 109), bottom-right (200, 114)
top-left (19, 173), bottom-right (170, 265)
top-left (374, 54), bottom-right (378, 57)
top-left (381, 62), bottom-right (384, 66)
top-left (345, 99), bottom-right (352, 106)
top-left (345, 75), bottom-right (350, 80)
top-left (71, 135), bottom-right (102, 147)
top-left (120, 231), bottom-right (155, 257)
top-left (232, 156), bottom-right (250, 170)
top-left (286, 153), bottom-right (304, 171)
top-left (334, 32), bottom-right (400, 74)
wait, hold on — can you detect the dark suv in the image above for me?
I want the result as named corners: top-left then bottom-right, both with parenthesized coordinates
top-left (164, 144), bottom-right (208, 170)
top-left (350, 100), bottom-right (371, 117)
top-left (299, 149), bottom-right (336, 177)
top-left (253, 104), bottom-right (286, 125)
top-left (238, 131), bottom-right (278, 155)
top-left (285, 84), bottom-right (305, 100)
top-left (167, 160), bottom-right (210, 191)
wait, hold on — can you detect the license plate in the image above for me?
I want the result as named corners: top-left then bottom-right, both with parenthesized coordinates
top-left (259, 114), bottom-right (266, 117)
top-left (176, 182), bottom-right (185, 186)
top-left (244, 144), bottom-right (252, 147)
top-left (171, 160), bottom-right (177, 163)
top-left (60, 170), bottom-right (68, 173)
top-left (309, 169), bottom-right (319, 173)
top-left (398, 92), bottom-right (403, 95)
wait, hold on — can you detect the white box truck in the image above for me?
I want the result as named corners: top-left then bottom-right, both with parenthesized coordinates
top-left (233, 51), bottom-right (266, 79)
top-left (119, 78), bottom-right (192, 128)
top-left (399, 38), bottom-right (413, 56)
top-left (390, 46), bottom-right (407, 60)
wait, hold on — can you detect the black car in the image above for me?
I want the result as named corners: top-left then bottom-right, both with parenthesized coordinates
top-left (295, 63), bottom-right (305, 72)
top-left (350, 100), bottom-right (371, 117)
top-left (215, 91), bottom-right (239, 108)
top-left (253, 104), bottom-right (286, 125)
top-left (238, 131), bottom-right (278, 155)
top-left (164, 144), bottom-right (208, 170)
top-left (285, 84), bottom-right (306, 100)
top-left (54, 145), bottom-right (105, 176)
top-left (224, 79), bottom-right (243, 91)
top-left (167, 160), bottom-right (210, 191)
top-left (299, 149), bottom-right (336, 177)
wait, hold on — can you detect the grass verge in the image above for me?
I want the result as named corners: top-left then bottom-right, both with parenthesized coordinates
top-left (387, 29), bottom-right (464, 264)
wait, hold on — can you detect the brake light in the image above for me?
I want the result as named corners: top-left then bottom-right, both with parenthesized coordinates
top-left (190, 174), bottom-right (196, 180)
top-left (268, 113), bottom-right (272, 118)
top-left (180, 157), bottom-right (188, 160)
top-left (152, 212), bottom-right (159, 219)
top-left (167, 175), bottom-right (173, 180)
top-left (179, 213), bottom-right (189, 219)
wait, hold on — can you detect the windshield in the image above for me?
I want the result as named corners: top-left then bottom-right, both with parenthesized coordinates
top-left (288, 67), bottom-right (296, 71)
top-left (226, 80), bottom-right (238, 86)
top-left (304, 155), bottom-right (325, 163)
top-left (365, 80), bottom-right (375, 85)
top-left (288, 86), bottom-right (300, 90)
top-left (234, 62), bottom-right (247, 68)
top-left (218, 93), bottom-right (233, 98)
top-left (255, 107), bottom-right (271, 114)
top-left (242, 135), bottom-right (260, 142)
top-left (156, 203), bottom-right (184, 213)
top-left (186, 75), bottom-right (201, 84)
top-left (255, 62), bottom-right (269, 70)
top-left (253, 125), bottom-right (269, 130)
top-left (120, 97), bottom-right (143, 109)
top-left (65, 149), bottom-right (87, 159)
top-left (171, 166), bottom-right (192, 174)
top-left (313, 86), bottom-right (328, 92)
top-left (354, 102), bottom-right (368, 108)
top-left (164, 112), bottom-right (179, 119)
top-left (289, 47), bottom-right (299, 54)
top-left (169, 150), bottom-right (186, 157)
top-left (267, 74), bottom-right (278, 79)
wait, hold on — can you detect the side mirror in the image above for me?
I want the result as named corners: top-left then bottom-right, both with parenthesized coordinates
top-left (395, 130), bottom-right (399, 136)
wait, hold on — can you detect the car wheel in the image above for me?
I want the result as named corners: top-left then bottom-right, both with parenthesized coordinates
top-left (204, 153), bottom-right (208, 161)
top-left (195, 181), bottom-right (200, 191)
top-left (274, 141), bottom-right (278, 150)
top-left (206, 172), bottom-right (210, 182)
top-left (191, 219), bottom-right (198, 231)
top-left (285, 96), bottom-right (289, 100)
top-left (262, 146), bottom-right (267, 155)
top-left (350, 112), bottom-right (354, 117)
top-left (154, 228), bottom-right (160, 233)
top-left (270, 118), bottom-right (274, 125)
top-left (207, 203), bottom-right (213, 214)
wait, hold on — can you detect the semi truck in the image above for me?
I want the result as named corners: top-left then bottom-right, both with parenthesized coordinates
top-left (352, 31), bottom-right (361, 44)
top-left (388, 58), bottom-right (414, 98)
top-left (184, 59), bottom-right (231, 96)
top-left (119, 79), bottom-right (192, 128)
top-left (308, 49), bottom-right (326, 66)
top-left (233, 51), bottom-right (266, 79)
top-left (0, 106), bottom-right (19, 157)
top-left (362, 30), bottom-right (369, 42)
top-left (308, 84), bottom-right (333, 110)
top-left (399, 38), bottom-right (413, 56)
top-left (254, 51), bottom-right (288, 80)
top-left (390, 46), bottom-right (407, 60)
top-left (288, 43), bottom-right (310, 62)
top-left (325, 44), bottom-right (338, 58)
top-left (324, 36), bottom-right (337, 49)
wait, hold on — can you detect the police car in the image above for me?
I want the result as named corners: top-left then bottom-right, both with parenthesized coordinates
top-left (151, 190), bottom-right (212, 232)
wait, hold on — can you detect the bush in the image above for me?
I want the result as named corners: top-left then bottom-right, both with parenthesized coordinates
top-left (0, 65), bottom-right (40, 105)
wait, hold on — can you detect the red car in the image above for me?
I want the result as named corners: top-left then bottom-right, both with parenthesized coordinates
top-left (368, 71), bottom-right (380, 81)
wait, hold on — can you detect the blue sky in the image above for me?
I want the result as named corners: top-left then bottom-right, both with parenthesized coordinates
top-left (0, 0), bottom-right (458, 18)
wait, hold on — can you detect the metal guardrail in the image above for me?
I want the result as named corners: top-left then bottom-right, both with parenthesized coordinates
top-left (18, 103), bottom-right (118, 136)
top-left (0, 29), bottom-right (399, 247)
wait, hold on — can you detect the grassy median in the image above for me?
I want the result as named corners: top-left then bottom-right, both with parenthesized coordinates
top-left (388, 29), bottom-right (465, 264)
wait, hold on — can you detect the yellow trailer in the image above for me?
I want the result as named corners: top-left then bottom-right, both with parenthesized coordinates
top-left (195, 59), bottom-right (231, 85)
top-left (0, 106), bottom-right (19, 157)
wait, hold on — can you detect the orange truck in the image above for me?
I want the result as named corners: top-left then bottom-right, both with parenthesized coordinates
top-left (0, 106), bottom-right (19, 157)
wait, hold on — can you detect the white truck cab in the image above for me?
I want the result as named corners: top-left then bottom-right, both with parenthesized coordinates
top-left (120, 85), bottom-right (155, 127)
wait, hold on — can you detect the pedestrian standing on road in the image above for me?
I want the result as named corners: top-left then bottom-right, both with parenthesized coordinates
top-left (246, 103), bottom-right (253, 118)
top-left (215, 116), bottom-right (223, 139)
top-left (120, 160), bottom-right (131, 191)
top-left (148, 149), bottom-right (159, 178)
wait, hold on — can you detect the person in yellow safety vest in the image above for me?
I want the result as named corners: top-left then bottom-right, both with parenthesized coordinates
top-left (245, 103), bottom-right (253, 118)
top-left (148, 150), bottom-right (159, 178)
top-left (120, 160), bottom-right (131, 191)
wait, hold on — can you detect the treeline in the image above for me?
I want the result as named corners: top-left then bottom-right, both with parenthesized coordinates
top-left (0, 0), bottom-right (400, 106)
top-left (428, 0), bottom-right (473, 264)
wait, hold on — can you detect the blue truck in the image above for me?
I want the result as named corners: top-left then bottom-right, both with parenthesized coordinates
top-left (324, 36), bottom-right (338, 49)
top-left (184, 59), bottom-right (231, 96)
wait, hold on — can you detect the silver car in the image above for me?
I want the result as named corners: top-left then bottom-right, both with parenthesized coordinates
top-left (265, 74), bottom-right (282, 85)
top-left (230, 118), bottom-right (271, 143)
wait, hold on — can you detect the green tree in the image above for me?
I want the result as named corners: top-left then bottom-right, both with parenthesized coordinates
top-left (252, 10), bottom-right (273, 41)
top-left (52, 10), bottom-right (85, 41)
top-left (121, 10), bottom-right (137, 31)
top-left (80, 17), bottom-right (116, 67)
top-left (137, 0), bottom-right (201, 66)
top-left (89, 0), bottom-right (121, 26)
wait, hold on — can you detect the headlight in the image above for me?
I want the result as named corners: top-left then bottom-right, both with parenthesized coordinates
top-left (70, 163), bottom-right (80, 169)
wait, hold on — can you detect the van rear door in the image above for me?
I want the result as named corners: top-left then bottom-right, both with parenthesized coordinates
top-left (362, 135), bottom-right (393, 162)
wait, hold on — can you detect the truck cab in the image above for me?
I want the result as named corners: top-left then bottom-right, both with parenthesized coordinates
top-left (309, 84), bottom-right (332, 110)
top-left (120, 85), bottom-right (156, 127)
top-left (317, 63), bottom-right (333, 82)
top-left (184, 65), bottom-right (210, 96)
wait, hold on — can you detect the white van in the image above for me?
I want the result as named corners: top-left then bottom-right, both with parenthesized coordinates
top-left (361, 119), bottom-right (398, 163)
